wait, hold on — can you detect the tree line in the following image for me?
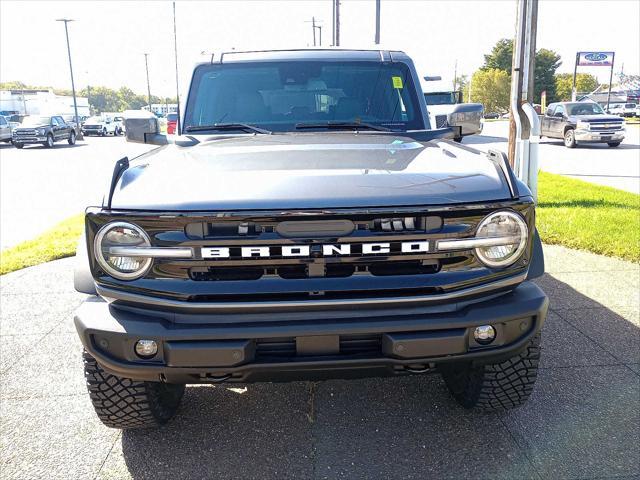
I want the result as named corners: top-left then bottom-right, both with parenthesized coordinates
top-left (455, 39), bottom-right (599, 113)
top-left (0, 81), bottom-right (176, 114)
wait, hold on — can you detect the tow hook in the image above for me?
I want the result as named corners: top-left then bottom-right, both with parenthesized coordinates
top-left (404, 363), bottom-right (434, 374)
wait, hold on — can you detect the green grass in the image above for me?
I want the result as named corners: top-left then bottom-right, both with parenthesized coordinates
top-left (537, 171), bottom-right (640, 262)
top-left (0, 214), bottom-right (84, 275)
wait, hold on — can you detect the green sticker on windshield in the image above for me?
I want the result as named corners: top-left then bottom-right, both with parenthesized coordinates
top-left (392, 76), bottom-right (403, 89)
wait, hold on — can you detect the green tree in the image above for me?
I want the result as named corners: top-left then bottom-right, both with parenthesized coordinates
top-left (481, 39), bottom-right (562, 103)
top-left (555, 73), bottom-right (599, 101)
top-left (482, 39), bottom-right (514, 73)
top-left (466, 68), bottom-right (511, 112)
top-left (534, 49), bottom-right (562, 102)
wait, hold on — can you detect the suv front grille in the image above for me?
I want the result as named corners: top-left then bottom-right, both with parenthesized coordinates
top-left (88, 202), bottom-right (534, 303)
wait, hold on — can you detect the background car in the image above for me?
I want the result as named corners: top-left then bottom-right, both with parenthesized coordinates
top-left (82, 115), bottom-right (121, 136)
top-left (11, 114), bottom-right (77, 148)
top-left (621, 103), bottom-right (637, 117)
top-left (166, 112), bottom-right (178, 134)
top-left (0, 115), bottom-right (12, 142)
top-left (483, 112), bottom-right (500, 119)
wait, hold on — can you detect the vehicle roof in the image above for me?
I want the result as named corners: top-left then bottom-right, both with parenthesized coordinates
top-left (200, 48), bottom-right (411, 65)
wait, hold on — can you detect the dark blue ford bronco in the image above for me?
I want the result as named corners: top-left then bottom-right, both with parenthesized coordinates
top-left (73, 49), bottom-right (547, 429)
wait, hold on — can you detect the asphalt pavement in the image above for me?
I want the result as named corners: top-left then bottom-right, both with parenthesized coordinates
top-left (0, 136), bottom-right (154, 250)
top-left (465, 121), bottom-right (640, 194)
top-left (0, 245), bottom-right (638, 479)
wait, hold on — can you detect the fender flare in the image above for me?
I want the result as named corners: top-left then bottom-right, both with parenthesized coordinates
top-left (73, 232), bottom-right (97, 295)
top-left (526, 228), bottom-right (545, 280)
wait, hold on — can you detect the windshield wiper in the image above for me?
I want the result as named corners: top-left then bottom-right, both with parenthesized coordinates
top-left (184, 123), bottom-right (271, 134)
top-left (295, 121), bottom-right (390, 132)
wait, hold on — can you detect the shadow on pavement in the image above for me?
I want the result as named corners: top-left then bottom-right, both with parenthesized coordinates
top-left (118, 274), bottom-right (639, 480)
top-left (7, 143), bottom-right (88, 151)
top-left (541, 139), bottom-right (640, 150)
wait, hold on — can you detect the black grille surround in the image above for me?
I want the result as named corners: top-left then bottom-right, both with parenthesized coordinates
top-left (86, 199), bottom-right (535, 306)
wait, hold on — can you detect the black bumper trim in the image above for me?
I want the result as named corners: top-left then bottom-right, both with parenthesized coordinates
top-left (95, 272), bottom-right (527, 313)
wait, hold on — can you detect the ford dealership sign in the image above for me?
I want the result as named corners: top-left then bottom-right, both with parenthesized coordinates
top-left (578, 51), bottom-right (615, 67)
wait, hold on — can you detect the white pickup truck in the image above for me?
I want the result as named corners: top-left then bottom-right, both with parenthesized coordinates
top-left (81, 115), bottom-right (123, 136)
top-left (422, 78), bottom-right (483, 142)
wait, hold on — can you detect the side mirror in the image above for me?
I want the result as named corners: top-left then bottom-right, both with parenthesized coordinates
top-left (554, 112), bottom-right (564, 118)
top-left (124, 116), bottom-right (168, 145)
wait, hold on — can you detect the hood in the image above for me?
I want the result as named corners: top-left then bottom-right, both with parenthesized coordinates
top-left (569, 114), bottom-right (624, 122)
top-left (110, 133), bottom-right (513, 210)
top-left (15, 123), bottom-right (48, 129)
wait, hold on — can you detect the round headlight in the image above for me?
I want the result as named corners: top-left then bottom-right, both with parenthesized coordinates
top-left (94, 222), bottom-right (152, 280)
top-left (475, 211), bottom-right (528, 268)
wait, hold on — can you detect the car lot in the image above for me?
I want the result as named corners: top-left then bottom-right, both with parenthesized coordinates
top-left (0, 245), bottom-right (638, 479)
top-left (1, 122), bottom-right (638, 250)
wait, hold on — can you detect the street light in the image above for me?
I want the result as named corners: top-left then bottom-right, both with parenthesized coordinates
top-left (56, 18), bottom-right (80, 130)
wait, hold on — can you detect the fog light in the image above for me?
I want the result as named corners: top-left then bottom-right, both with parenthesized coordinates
top-left (473, 325), bottom-right (496, 345)
top-left (135, 339), bottom-right (158, 358)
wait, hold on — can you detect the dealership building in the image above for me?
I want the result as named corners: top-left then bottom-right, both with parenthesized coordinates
top-left (0, 89), bottom-right (90, 117)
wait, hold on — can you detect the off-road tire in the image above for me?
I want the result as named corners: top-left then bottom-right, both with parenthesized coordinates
top-left (441, 333), bottom-right (541, 411)
top-left (607, 142), bottom-right (620, 147)
top-left (101, 128), bottom-right (106, 137)
top-left (68, 131), bottom-right (76, 145)
top-left (563, 129), bottom-right (576, 148)
top-left (13, 142), bottom-right (24, 149)
top-left (45, 134), bottom-right (54, 148)
top-left (453, 137), bottom-right (463, 143)
top-left (83, 350), bottom-right (185, 429)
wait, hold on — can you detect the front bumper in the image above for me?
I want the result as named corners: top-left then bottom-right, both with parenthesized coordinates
top-left (75, 281), bottom-right (548, 383)
top-left (12, 136), bottom-right (47, 143)
top-left (574, 129), bottom-right (624, 142)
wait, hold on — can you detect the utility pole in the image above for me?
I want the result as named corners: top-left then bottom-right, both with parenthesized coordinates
top-left (375, 0), bottom-right (381, 44)
top-left (453, 59), bottom-right (458, 91)
top-left (332, 0), bottom-right (336, 45)
top-left (335, 0), bottom-right (340, 46)
top-left (508, 0), bottom-right (540, 200)
top-left (56, 19), bottom-right (80, 128)
top-left (605, 53), bottom-right (616, 112)
top-left (305, 17), bottom-right (323, 46)
top-left (143, 53), bottom-right (152, 113)
top-left (173, 1), bottom-right (181, 133)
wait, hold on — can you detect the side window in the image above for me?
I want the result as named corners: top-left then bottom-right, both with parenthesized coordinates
top-left (51, 117), bottom-right (59, 126)
top-left (0, 117), bottom-right (6, 126)
top-left (553, 105), bottom-right (565, 117)
top-left (545, 105), bottom-right (555, 116)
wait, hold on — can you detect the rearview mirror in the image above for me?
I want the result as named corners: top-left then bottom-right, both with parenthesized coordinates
top-left (124, 115), bottom-right (168, 145)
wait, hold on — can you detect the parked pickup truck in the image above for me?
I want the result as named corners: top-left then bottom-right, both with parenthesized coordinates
top-left (73, 49), bottom-right (547, 429)
top-left (541, 101), bottom-right (625, 148)
top-left (424, 90), bottom-right (483, 142)
top-left (82, 115), bottom-right (122, 136)
top-left (11, 114), bottom-right (77, 148)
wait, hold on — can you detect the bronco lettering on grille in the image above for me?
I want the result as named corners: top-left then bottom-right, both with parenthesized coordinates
top-left (201, 241), bottom-right (429, 259)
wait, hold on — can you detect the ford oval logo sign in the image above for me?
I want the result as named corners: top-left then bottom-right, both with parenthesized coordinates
top-left (585, 53), bottom-right (607, 61)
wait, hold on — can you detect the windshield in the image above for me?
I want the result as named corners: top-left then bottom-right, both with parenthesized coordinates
top-left (566, 103), bottom-right (604, 115)
top-left (22, 116), bottom-right (51, 125)
top-left (184, 61), bottom-right (424, 132)
top-left (424, 92), bottom-right (459, 105)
